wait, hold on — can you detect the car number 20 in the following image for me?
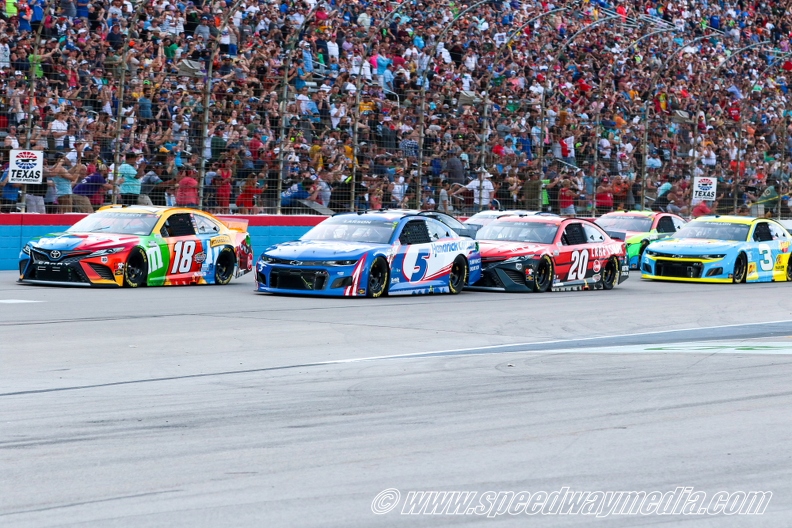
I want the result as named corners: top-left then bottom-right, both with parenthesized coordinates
top-left (568, 249), bottom-right (589, 281)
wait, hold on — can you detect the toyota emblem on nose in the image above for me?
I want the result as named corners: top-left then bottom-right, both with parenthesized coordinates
top-left (50, 250), bottom-right (62, 260)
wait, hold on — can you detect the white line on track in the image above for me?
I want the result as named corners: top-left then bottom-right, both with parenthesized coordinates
top-left (320, 319), bottom-right (792, 364)
top-left (0, 300), bottom-right (43, 304)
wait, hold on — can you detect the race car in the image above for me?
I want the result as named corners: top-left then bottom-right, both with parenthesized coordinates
top-left (472, 216), bottom-right (629, 292)
top-left (379, 209), bottom-right (478, 238)
top-left (464, 210), bottom-right (538, 230)
top-left (595, 211), bottom-right (686, 270)
top-left (19, 206), bottom-right (253, 287)
top-left (255, 211), bottom-right (482, 297)
top-left (641, 216), bottom-right (792, 283)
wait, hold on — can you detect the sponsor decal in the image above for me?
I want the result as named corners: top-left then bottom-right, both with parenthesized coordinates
top-left (9, 150), bottom-right (44, 184)
top-left (592, 260), bottom-right (601, 273)
top-left (515, 263), bottom-right (523, 271)
top-left (748, 262), bottom-right (757, 274)
top-left (194, 251), bottom-right (207, 264)
top-left (358, 288), bottom-right (366, 295)
top-left (210, 235), bottom-right (232, 247)
top-left (781, 241), bottom-right (790, 253)
top-left (592, 273), bottom-right (601, 282)
top-left (49, 250), bottom-right (62, 260)
top-left (101, 256), bottom-right (108, 264)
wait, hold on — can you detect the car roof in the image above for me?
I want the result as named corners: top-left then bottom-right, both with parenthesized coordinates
top-left (495, 215), bottom-right (566, 226)
top-left (599, 210), bottom-right (656, 218)
top-left (692, 215), bottom-right (760, 225)
top-left (96, 205), bottom-right (203, 216)
top-left (333, 211), bottom-right (419, 222)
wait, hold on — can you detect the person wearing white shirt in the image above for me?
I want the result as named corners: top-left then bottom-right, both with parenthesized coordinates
top-left (453, 169), bottom-right (494, 212)
top-left (326, 39), bottom-right (339, 61)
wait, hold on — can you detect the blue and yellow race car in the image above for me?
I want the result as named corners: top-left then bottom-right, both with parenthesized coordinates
top-left (255, 212), bottom-right (482, 297)
top-left (641, 216), bottom-right (792, 283)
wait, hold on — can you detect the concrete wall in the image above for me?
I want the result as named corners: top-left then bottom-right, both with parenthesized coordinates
top-left (0, 214), bottom-right (325, 271)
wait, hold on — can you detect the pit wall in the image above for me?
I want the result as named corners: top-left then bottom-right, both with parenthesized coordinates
top-left (0, 214), bottom-right (325, 271)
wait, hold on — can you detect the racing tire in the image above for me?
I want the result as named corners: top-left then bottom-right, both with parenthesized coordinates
top-left (366, 257), bottom-right (389, 298)
top-left (602, 257), bottom-right (619, 290)
top-left (448, 256), bottom-right (468, 295)
top-left (532, 255), bottom-right (554, 293)
top-left (787, 258), bottom-right (792, 282)
top-left (123, 247), bottom-right (148, 288)
top-left (214, 247), bottom-right (236, 285)
top-left (732, 253), bottom-right (747, 284)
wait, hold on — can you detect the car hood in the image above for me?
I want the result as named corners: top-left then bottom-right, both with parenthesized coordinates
top-left (29, 232), bottom-right (143, 252)
top-left (263, 240), bottom-right (390, 260)
top-left (648, 238), bottom-right (742, 254)
top-left (624, 231), bottom-right (652, 244)
top-left (477, 240), bottom-right (550, 259)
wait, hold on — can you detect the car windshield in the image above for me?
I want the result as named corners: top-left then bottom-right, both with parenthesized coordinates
top-left (465, 213), bottom-right (505, 227)
top-left (67, 212), bottom-right (159, 236)
top-left (476, 222), bottom-right (558, 244)
top-left (674, 221), bottom-right (749, 242)
top-left (301, 216), bottom-right (397, 244)
top-left (595, 216), bottom-right (652, 232)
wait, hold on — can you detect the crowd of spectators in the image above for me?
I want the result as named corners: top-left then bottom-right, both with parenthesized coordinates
top-left (1, 0), bottom-right (791, 218)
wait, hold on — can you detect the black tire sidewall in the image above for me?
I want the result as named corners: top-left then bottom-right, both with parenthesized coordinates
top-left (215, 247), bottom-right (236, 285)
top-left (449, 256), bottom-right (467, 294)
top-left (367, 257), bottom-right (389, 297)
top-left (534, 255), bottom-right (553, 293)
top-left (124, 247), bottom-right (147, 288)
top-left (602, 257), bottom-right (619, 290)
top-left (734, 253), bottom-right (747, 283)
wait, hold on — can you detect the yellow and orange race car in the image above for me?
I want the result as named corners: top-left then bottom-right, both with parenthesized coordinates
top-left (19, 206), bottom-right (253, 287)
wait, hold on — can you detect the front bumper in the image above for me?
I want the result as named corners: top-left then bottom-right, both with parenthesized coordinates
top-left (641, 255), bottom-right (731, 283)
top-left (470, 261), bottom-right (533, 292)
top-left (255, 262), bottom-right (363, 297)
top-left (19, 250), bottom-right (123, 287)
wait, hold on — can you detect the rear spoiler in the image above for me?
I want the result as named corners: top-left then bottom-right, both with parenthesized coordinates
top-left (217, 217), bottom-right (249, 232)
top-left (606, 231), bottom-right (627, 241)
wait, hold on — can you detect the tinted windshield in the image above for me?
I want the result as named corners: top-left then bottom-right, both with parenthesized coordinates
top-left (674, 221), bottom-right (749, 242)
top-left (301, 216), bottom-right (396, 244)
top-left (476, 222), bottom-right (558, 244)
top-left (595, 216), bottom-right (652, 232)
top-left (465, 213), bottom-right (503, 227)
top-left (67, 212), bottom-right (159, 236)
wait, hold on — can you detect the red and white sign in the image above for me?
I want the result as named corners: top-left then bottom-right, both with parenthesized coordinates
top-left (9, 150), bottom-right (44, 184)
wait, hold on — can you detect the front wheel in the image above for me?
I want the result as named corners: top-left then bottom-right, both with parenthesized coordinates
top-left (124, 247), bottom-right (148, 288)
top-left (602, 257), bottom-right (619, 290)
top-left (366, 257), bottom-right (389, 298)
top-left (448, 256), bottom-right (468, 294)
top-left (214, 246), bottom-right (236, 285)
top-left (637, 239), bottom-right (650, 268)
top-left (532, 255), bottom-right (554, 293)
top-left (786, 257), bottom-right (792, 282)
top-left (733, 253), bottom-right (747, 283)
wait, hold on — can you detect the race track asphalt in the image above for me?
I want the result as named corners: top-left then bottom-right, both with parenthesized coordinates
top-left (2, 271), bottom-right (792, 527)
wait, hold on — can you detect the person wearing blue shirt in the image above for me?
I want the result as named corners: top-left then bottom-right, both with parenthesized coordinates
top-left (383, 64), bottom-right (395, 91)
top-left (0, 168), bottom-right (21, 212)
top-left (281, 178), bottom-right (318, 208)
top-left (117, 152), bottom-right (143, 205)
top-left (376, 53), bottom-right (392, 87)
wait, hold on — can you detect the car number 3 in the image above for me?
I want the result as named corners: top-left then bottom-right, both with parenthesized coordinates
top-left (568, 249), bottom-right (589, 281)
top-left (171, 240), bottom-right (197, 274)
top-left (758, 244), bottom-right (773, 272)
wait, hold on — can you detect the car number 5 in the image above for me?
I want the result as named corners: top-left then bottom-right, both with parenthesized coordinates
top-left (758, 244), bottom-right (773, 271)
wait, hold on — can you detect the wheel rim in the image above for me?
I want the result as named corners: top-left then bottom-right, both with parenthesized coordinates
top-left (450, 260), bottom-right (464, 289)
top-left (735, 257), bottom-right (745, 281)
top-left (127, 257), bottom-right (143, 283)
top-left (537, 258), bottom-right (552, 289)
top-left (217, 255), bottom-right (233, 281)
top-left (604, 260), bottom-right (615, 284)
top-left (369, 262), bottom-right (385, 292)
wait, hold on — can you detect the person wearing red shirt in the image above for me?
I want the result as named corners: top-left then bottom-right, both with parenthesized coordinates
top-left (692, 197), bottom-right (720, 218)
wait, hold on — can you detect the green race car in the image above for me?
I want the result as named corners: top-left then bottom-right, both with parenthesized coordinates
top-left (595, 211), bottom-right (686, 270)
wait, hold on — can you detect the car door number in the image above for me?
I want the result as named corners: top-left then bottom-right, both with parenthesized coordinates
top-left (171, 240), bottom-right (196, 274)
top-left (758, 244), bottom-right (773, 271)
top-left (568, 249), bottom-right (589, 281)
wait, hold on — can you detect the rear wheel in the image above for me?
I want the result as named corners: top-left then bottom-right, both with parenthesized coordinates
top-left (214, 247), bottom-right (236, 285)
top-left (366, 257), bottom-right (389, 298)
top-left (532, 255), bottom-right (554, 293)
top-left (448, 256), bottom-right (468, 294)
top-left (602, 257), bottom-right (619, 290)
top-left (124, 247), bottom-right (147, 288)
top-left (732, 253), bottom-right (747, 283)
top-left (787, 258), bottom-right (792, 282)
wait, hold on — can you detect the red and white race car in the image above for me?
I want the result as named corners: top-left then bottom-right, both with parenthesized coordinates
top-left (471, 215), bottom-right (629, 292)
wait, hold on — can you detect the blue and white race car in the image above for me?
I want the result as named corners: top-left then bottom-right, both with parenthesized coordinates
top-left (641, 216), bottom-right (792, 283)
top-left (255, 212), bottom-right (482, 297)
